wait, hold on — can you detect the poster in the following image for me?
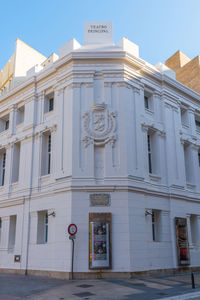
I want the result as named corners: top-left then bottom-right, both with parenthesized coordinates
top-left (175, 217), bottom-right (190, 266)
top-left (89, 213), bottom-right (111, 269)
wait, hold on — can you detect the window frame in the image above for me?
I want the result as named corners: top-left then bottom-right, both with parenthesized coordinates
top-left (0, 217), bottom-right (2, 244)
top-left (195, 114), bottom-right (200, 131)
top-left (147, 133), bottom-right (152, 174)
top-left (44, 92), bottom-right (54, 114)
top-left (45, 212), bottom-right (48, 243)
top-left (151, 210), bottom-right (161, 242)
top-left (144, 90), bottom-right (153, 111)
top-left (41, 131), bottom-right (52, 176)
top-left (37, 210), bottom-right (49, 244)
top-left (47, 134), bottom-right (51, 175)
top-left (48, 98), bottom-right (54, 112)
top-left (5, 120), bottom-right (9, 130)
top-left (1, 152), bottom-right (6, 186)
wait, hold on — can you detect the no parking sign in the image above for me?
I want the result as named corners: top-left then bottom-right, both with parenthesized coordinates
top-left (68, 224), bottom-right (77, 236)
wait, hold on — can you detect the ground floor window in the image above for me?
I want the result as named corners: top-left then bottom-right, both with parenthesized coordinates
top-left (37, 210), bottom-right (48, 244)
top-left (151, 210), bottom-right (161, 242)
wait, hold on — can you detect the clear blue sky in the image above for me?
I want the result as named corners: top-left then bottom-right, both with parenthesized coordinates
top-left (1, 0), bottom-right (200, 70)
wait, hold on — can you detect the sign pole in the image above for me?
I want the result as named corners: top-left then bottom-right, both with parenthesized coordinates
top-left (67, 224), bottom-right (77, 280)
top-left (71, 238), bottom-right (74, 280)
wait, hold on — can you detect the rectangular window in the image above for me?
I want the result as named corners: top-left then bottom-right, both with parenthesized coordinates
top-left (184, 143), bottom-right (193, 183)
top-left (1, 152), bottom-right (6, 186)
top-left (37, 210), bottom-right (48, 244)
top-left (152, 211), bottom-right (156, 241)
top-left (198, 151), bottom-right (200, 167)
top-left (0, 114), bottom-right (9, 133)
top-left (190, 215), bottom-right (200, 246)
top-left (144, 96), bottom-right (149, 109)
top-left (48, 135), bottom-right (51, 174)
top-left (11, 142), bottom-right (21, 183)
top-left (41, 133), bottom-right (51, 176)
top-left (144, 91), bottom-right (153, 111)
top-left (0, 218), bottom-right (2, 243)
top-left (49, 98), bottom-right (54, 112)
top-left (8, 215), bottom-right (17, 249)
top-left (45, 212), bottom-right (48, 243)
top-left (195, 115), bottom-right (200, 131)
top-left (151, 210), bottom-right (161, 242)
top-left (44, 92), bottom-right (54, 113)
top-left (147, 134), bottom-right (152, 174)
top-left (147, 130), bottom-right (160, 176)
top-left (5, 120), bottom-right (9, 130)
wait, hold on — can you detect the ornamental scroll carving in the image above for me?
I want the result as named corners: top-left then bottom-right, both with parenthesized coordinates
top-left (82, 103), bottom-right (117, 148)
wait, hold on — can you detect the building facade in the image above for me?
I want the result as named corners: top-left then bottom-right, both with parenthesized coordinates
top-left (0, 22), bottom-right (200, 278)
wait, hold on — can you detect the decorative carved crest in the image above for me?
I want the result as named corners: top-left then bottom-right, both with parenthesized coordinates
top-left (82, 103), bottom-right (117, 147)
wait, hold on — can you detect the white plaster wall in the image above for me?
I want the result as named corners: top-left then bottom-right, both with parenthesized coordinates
top-left (1, 39), bottom-right (200, 275)
top-left (71, 191), bottom-right (131, 272)
top-left (27, 191), bottom-right (72, 272)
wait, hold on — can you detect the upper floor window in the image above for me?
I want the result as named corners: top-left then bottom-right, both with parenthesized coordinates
top-left (146, 129), bottom-right (159, 176)
top-left (0, 150), bottom-right (6, 186)
top-left (198, 150), bottom-right (200, 167)
top-left (49, 98), bottom-right (54, 112)
top-left (144, 91), bottom-right (153, 111)
top-left (147, 134), bottom-right (152, 174)
top-left (144, 96), bottom-right (149, 109)
top-left (41, 132), bottom-right (51, 176)
top-left (195, 114), bottom-right (200, 131)
top-left (5, 120), bottom-right (9, 130)
top-left (183, 143), bottom-right (193, 184)
top-left (47, 134), bottom-right (51, 175)
top-left (44, 92), bottom-right (54, 114)
top-left (0, 114), bottom-right (9, 133)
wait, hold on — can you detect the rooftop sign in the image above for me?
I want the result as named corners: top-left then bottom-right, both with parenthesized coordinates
top-left (84, 22), bottom-right (113, 45)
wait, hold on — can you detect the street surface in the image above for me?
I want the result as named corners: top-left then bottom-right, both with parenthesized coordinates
top-left (0, 272), bottom-right (200, 299)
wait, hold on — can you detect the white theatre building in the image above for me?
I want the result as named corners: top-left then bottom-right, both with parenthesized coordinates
top-left (0, 22), bottom-right (200, 278)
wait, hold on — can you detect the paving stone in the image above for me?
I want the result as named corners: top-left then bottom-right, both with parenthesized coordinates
top-left (73, 291), bottom-right (95, 298)
top-left (76, 284), bottom-right (94, 288)
top-left (0, 273), bottom-right (200, 300)
top-left (147, 278), bottom-right (182, 285)
top-left (0, 296), bottom-right (22, 300)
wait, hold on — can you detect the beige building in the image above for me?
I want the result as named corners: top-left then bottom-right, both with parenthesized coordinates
top-left (166, 51), bottom-right (200, 94)
top-left (0, 39), bottom-right (48, 94)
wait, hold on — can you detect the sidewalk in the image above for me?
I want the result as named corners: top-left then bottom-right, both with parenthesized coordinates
top-left (0, 272), bottom-right (200, 299)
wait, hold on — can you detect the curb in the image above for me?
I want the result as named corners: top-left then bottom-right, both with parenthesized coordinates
top-left (158, 290), bottom-right (200, 300)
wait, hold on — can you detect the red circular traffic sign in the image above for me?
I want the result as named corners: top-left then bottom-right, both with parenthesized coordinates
top-left (68, 224), bottom-right (77, 236)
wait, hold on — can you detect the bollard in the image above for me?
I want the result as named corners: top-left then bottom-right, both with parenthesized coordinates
top-left (191, 272), bottom-right (195, 289)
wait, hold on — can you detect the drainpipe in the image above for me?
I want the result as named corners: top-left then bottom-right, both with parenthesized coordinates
top-left (24, 79), bottom-right (37, 275)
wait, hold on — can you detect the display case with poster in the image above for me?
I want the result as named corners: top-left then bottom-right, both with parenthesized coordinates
top-left (89, 213), bottom-right (111, 269)
top-left (175, 217), bottom-right (190, 266)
